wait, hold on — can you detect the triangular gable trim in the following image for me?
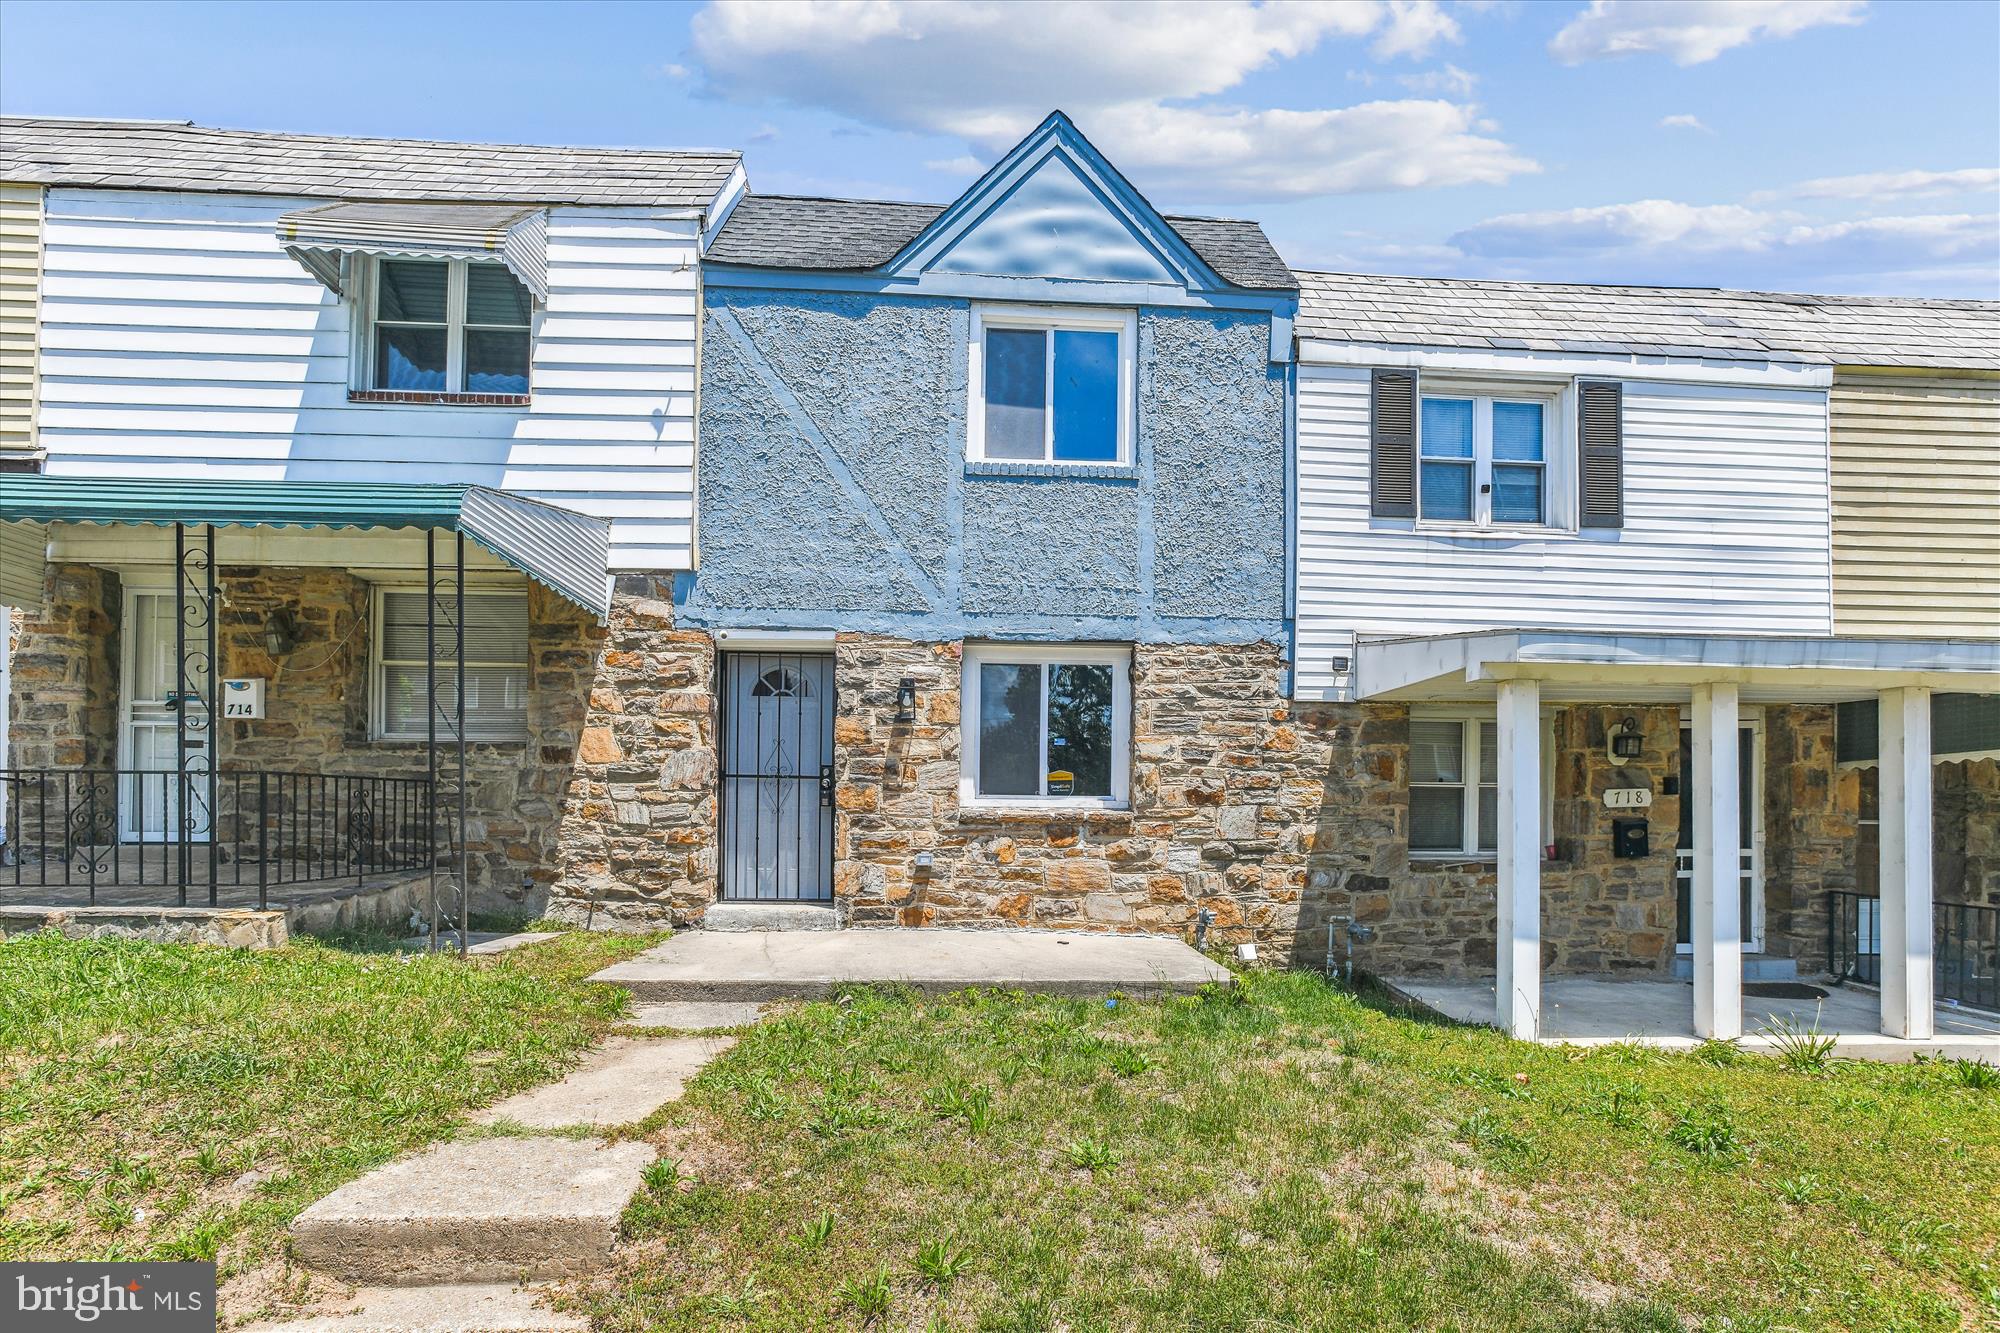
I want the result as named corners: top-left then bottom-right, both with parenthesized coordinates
top-left (882, 111), bottom-right (1229, 294)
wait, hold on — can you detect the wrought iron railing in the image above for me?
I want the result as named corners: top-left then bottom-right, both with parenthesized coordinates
top-left (0, 768), bottom-right (435, 909)
top-left (1828, 889), bottom-right (1999, 1013)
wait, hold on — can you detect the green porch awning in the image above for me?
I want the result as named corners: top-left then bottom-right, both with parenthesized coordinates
top-left (0, 476), bottom-right (612, 619)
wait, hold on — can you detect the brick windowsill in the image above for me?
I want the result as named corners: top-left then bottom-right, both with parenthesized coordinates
top-left (348, 390), bottom-right (531, 407)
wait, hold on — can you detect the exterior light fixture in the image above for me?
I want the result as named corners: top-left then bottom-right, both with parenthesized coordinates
top-left (1609, 714), bottom-right (1645, 762)
top-left (263, 607), bottom-right (304, 658)
top-left (894, 676), bottom-right (917, 723)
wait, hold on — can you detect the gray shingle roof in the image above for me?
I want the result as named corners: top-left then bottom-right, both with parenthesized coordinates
top-left (0, 116), bottom-right (741, 209)
top-left (1294, 270), bottom-right (2000, 371)
top-left (707, 193), bottom-right (1297, 291)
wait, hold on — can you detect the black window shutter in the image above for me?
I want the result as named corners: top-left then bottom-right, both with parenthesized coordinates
top-left (1578, 380), bottom-right (1624, 529)
top-left (1370, 369), bottom-right (1417, 518)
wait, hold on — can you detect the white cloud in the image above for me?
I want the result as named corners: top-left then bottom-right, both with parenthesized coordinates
top-left (1779, 167), bottom-right (2000, 201)
top-left (749, 123), bottom-right (780, 143)
top-left (660, 62), bottom-right (691, 79)
top-left (1373, 1), bottom-right (1462, 60)
top-left (1442, 196), bottom-right (1998, 294)
top-left (1550, 1), bottom-right (1866, 66)
top-left (689, 0), bottom-right (1531, 200)
top-left (1659, 113), bottom-right (1710, 132)
top-left (1399, 64), bottom-right (1479, 96)
top-left (925, 155), bottom-right (984, 176)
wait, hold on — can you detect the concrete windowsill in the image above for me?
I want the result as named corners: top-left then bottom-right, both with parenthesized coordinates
top-left (955, 804), bottom-right (1134, 826)
top-left (964, 460), bottom-right (1137, 483)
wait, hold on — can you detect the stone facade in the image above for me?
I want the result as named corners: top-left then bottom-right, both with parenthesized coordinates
top-left (831, 636), bottom-right (1318, 940)
top-left (1762, 705), bottom-right (1862, 966)
top-left (8, 563), bottom-right (120, 772)
top-left (546, 576), bottom-right (717, 929)
top-left (1937, 757), bottom-right (2000, 907)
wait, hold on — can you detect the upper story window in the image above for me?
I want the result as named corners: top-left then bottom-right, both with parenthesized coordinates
top-left (1420, 393), bottom-right (1551, 527)
top-left (364, 258), bottom-right (533, 397)
top-left (960, 643), bottom-right (1131, 808)
top-left (968, 307), bottom-right (1135, 466)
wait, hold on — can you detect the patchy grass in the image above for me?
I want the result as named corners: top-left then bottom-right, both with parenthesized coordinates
top-left (0, 928), bottom-right (656, 1285)
top-left (583, 972), bottom-right (1998, 1331)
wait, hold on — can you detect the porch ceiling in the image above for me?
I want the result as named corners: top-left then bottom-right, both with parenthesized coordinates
top-left (1356, 629), bottom-right (2000, 704)
top-left (0, 476), bottom-right (612, 619)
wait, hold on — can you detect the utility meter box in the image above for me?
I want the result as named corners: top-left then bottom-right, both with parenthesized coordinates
top-left (221, 678), bottom-right (267, 720)
top-left (1611, 817), bottom-right (1649, 859)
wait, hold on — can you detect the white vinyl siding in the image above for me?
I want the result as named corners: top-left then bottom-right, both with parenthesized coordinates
top-left (32, 188), bottom-right (701, 571)
top-left (1296, 363), bottom-right (1834, 699)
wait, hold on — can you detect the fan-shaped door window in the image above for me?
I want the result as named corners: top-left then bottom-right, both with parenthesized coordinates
top-left (750, 666), bottom-right (812, 699)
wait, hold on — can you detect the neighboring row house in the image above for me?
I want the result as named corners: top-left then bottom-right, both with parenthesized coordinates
top-left (1, 113), bottom-right (1994, 1048)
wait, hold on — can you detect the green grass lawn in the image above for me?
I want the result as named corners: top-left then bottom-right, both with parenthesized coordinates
top-left (588, 973), bottom-right (1999, 1332)
top-left (2, 933), bottom-right (1994, 1331)
top-left (0, 928), bottom-right (656, 1297)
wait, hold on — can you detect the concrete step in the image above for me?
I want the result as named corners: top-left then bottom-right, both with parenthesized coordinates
top-left (472, 1036), bottom-right (733, 1131)
top-left (400, 931), bottom-right (561, 956)
top-left (626, 1000), bottom-right (768, 1031)
top-left (701, 901), bottom-right (839, 931)
top-left (244, 1283), bottom-right (586, 1331)
top-left (289, 1136), bottom-right (654, 1285)
top-left (589, 927), bottom-right (1233, 1002)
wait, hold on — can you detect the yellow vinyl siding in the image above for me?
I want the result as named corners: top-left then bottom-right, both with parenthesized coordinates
top-left (0, 182), bottom-right (41, 458)
top-left (1830, 369), bottom-right (2000, 638)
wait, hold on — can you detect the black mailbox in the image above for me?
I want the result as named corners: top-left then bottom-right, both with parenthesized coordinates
top-left (1612, 817), bottom-right (1649, 859)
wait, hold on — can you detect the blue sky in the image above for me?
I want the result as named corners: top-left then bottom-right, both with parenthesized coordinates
top-left (3, 0), bottom-right (1995, 296)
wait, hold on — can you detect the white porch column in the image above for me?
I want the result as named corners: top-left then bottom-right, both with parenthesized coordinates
top-left (1690, 683), bottom-right (1742, 1040)
top-left (1879, 686), bottom-right (1934, 1040)
top-left (1494, 678), bottom-right (1541, 1039)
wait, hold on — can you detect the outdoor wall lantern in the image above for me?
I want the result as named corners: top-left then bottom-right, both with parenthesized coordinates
top-left (894, 676), bottom-right (918, 724)
top-left (1608, 715), bottom-right (1645, 763)
top-left (263, 607), bottom-right (304, 658)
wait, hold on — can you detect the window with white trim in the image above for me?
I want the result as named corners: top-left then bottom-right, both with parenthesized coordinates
top-left (362, 257), bottom-right (532, 394)
top-left (960, 644), bottom-right (1131, 806)
top-left (1419, 390), bottom-right (1558, 528)
top-left (968, 307), bottom-right (1135, 465)
top-left (1409, 710), bottom-right (1554, 857)
top-left (372, 588), bottom-right (531, 742)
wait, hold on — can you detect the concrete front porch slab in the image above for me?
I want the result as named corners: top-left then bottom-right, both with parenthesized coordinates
top-left (590, 928), bottom-right (1232, 1001)
top-left (244, 1283), bottom-right (586, 1332)
top-left (472, 1036), bottom-right (734, 1130)
top-left (1388, 976), bottom-right (2000, 1063)
top-left (289, 1136), bottom-right (654, 1285)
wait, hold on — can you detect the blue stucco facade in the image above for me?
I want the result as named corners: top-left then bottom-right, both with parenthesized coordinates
top-left (680, 285), bottom-right (1288, 644)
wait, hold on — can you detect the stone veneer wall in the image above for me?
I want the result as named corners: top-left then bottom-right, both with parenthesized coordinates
top-left (7, 563), bottom-right (120, 772)
top-left (1937, 757), bottom-right (2000, 907)
top-left (546, 576), bottom-right (718, 929)
top-left (1761, 705), bottom-right (1860, 966)
top-left (832, 636), bottom-right (1320, 940)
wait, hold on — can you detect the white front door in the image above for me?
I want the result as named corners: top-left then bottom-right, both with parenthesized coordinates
top-left (1675, 717), bottom-right (1763, 952)
top-left (119, 590), bottom-right (212, 842)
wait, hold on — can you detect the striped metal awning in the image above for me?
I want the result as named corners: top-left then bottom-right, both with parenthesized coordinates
top-left (276, 201), bottom-right (549, 300)
top-left (0, 476), bottom-right (610, 618)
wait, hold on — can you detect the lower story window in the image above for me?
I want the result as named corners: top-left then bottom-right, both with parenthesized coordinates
top-left (961, 644), bottom-right (1130, 806)
top-left (373, 588), bottom-right (530, 742)
top-left (1410, 716), bottom-right (1497, 855)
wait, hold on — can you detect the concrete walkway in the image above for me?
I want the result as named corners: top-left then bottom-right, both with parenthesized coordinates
top-left (1389, 975), bottom-right (2000, 1063)
top-left (269, 984), bottom-right (749, 1329)
top-left (590, 927), bottom-right (1232, 1001)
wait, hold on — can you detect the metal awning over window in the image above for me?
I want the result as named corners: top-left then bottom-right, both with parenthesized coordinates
top-left (276, 202), bottom-right (549, 301)
top-left (0, 477), bottom-right (610, 619)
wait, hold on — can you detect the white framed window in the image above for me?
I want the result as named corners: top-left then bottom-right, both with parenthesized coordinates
top-left (371, 587), bottom-right (531, 742)
top-left (967, 305), bottom-right (1136, 465)
top-left (959, 643), bottom-right (1131, 808)
top-left (358, 257), bottom-right (533, 395)
top-left (1409, 708), bottom-right (1554, 858)
top-left (1418, 385), bottom-right (1568, 529)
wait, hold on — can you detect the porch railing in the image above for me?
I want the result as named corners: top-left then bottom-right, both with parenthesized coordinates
top-left (1828, 889), bottom-right (1999, 1013)
top-left (0, 768), bottom-right (436, 909)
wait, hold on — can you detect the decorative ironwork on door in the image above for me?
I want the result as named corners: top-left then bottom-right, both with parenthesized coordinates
top-left (720, 652), bottom-right (835, 901)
